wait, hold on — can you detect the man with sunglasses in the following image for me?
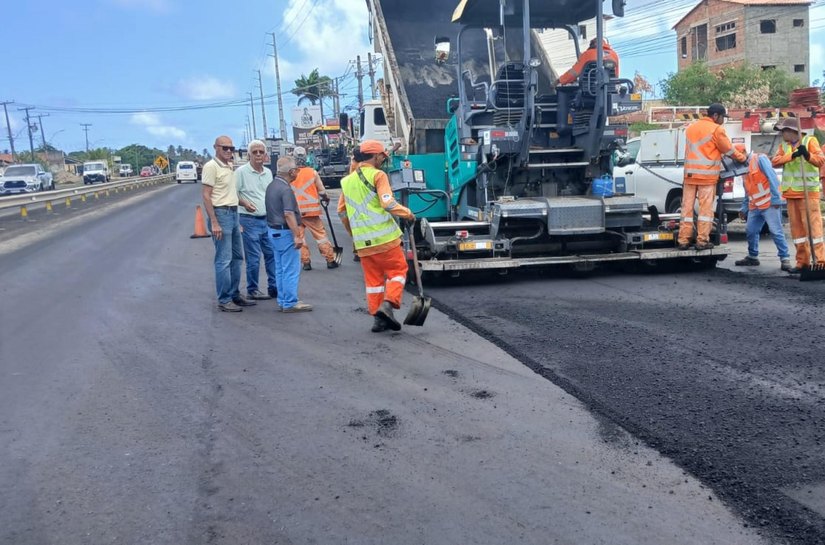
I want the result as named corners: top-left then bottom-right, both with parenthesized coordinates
top-left (265, 156), bottom-right (313, 312)
top-left (202, 136), bottom-right (256, 312)
top-left (235, 139), bottom-right (279, 301)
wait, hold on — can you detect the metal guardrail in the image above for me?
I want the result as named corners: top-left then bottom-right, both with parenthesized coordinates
top-left (0, 175), bottom-right (173, 217)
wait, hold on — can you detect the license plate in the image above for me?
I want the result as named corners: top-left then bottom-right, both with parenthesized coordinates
top-left (644, 232), bottom-right (674, 242)
top-left (459, 241), bottom-right (493, 251)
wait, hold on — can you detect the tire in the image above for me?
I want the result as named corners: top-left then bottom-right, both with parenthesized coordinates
top-left (666, 193), bottom-right (682, 214)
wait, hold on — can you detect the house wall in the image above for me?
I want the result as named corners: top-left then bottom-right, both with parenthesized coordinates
top-left (743, 5), bottom-right (809, 83)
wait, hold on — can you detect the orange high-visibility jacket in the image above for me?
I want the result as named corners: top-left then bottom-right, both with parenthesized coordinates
top-left (291, 166), bottom-right (322, 217)
top-left (743, 154), bottom-right (773, 210)
top-left (557, 44), bottom-right (620, 86)
top-left (683, 117), bottom-right (744, 185)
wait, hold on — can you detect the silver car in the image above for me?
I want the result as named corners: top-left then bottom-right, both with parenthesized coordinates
top-left (0, 164), bottom-right (54, 195)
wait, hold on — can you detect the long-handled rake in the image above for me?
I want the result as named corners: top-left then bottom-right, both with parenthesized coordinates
top-left (798, 154), bottom-right (825, 280)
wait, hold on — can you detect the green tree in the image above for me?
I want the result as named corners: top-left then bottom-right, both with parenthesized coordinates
top-left (292, 68), bottom-right (333, 105)
top-left (659, 62), bottom-right (804, 108)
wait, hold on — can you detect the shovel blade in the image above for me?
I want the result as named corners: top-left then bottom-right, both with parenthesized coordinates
top-left (800, 263), bottom-right (825, 282)
top-left (333, 247), bottom-right (344, 265)
top-left (403, 296), bottom-right (431, 326)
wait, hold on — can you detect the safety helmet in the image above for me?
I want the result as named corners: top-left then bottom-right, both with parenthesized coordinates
top-left (773, 117), bottom-right (803, 134)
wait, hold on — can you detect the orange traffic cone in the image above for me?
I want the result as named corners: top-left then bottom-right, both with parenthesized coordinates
top-left (190, 205), bottom-right (211, 239)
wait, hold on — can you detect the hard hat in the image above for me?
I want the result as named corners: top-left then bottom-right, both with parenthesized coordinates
top-left (773, 116), bottom-right (803, 134)
top-left (293, 146), bottom-right (307, 158)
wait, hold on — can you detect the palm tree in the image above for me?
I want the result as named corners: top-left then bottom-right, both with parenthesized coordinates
top-left (292, 69), bottom-right (333, 105)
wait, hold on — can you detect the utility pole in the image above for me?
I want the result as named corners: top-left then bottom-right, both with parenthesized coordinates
top-left (269, 34), bottom-right (288, 140)
top-left (247, 92), bottom-right (258, 140)
top-left (18, 106), bottom-right (36, 158)
top-left (256, 69), bottom-right (269, 140)
top-left (367, 53), bottom-right (376, 99)
top-left (81, 123), bottom-right (92, 152)
top-left (1, 100), bottom-right (16, 160)
top-left (34, 113), bottom-right (49, 148)
top-left (332, 79), bottom-right (340, 118)
top-left (356, 55), bottom-right (364, 111)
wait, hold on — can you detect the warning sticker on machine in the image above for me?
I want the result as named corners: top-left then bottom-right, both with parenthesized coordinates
top-left (644, 232), bottom-right (675, 242)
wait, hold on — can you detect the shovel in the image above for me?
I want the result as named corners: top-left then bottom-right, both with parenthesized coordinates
top-left (798, 155), bottom-right (825, 281)
top-left (403, 225), bottom-right (431, 326)
top-left (321, 200), bottom-right (344, 265)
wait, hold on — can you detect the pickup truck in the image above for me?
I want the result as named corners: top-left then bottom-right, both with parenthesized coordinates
top-left (0, 163), bottom-right (54, 195)
top-left (613, 129), bottom-right (747, 221)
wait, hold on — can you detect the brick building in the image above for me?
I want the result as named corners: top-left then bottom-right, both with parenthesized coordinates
top-left (673, 0), bottom-right (812, 83)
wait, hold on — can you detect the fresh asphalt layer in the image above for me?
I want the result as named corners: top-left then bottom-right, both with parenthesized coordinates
top-left (0, 181), bottom-right (799, 544)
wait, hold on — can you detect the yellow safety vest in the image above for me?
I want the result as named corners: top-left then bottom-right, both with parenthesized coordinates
top-left (780, 136), bottom-right (820, 193)
top-left (340, 166), bottom-right (402, 250)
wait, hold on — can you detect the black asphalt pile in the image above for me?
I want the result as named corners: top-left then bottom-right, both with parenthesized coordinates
top-left (428, 267), bottom-right (825, 545)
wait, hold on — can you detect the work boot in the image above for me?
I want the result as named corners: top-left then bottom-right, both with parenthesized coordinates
top-left (281, 301), bottom-right (313, 313)
top-left (694, 241), bottom-right (715, 251)
top-left (303, 263), bottom-right (312, 271)
top-left (353, 254), bottom-right (361, 262)
top-left (676, 242), bottom-right (691, 251)
top-left (268, 287), bottom-right (278, 298)
top-left (232, 296), bottom-right (256, 307)
top-left (327, 261), bottom-right (339, 269)
top-left (735, 256), bottom-right (760, 267)
top-left (218, 301), bottom-right (243, 312)
top-left (248, 290), bottom-right (272, 300)
top-left (376, 301), bottom-right (402, 331)
top-left (786, 265), bottom-right (804, 274)
top-left (370, 315), bottom-right (389, 333)
top-left (780, 259), bottom-right (792, 272)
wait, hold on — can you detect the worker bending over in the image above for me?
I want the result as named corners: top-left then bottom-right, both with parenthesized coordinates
top-left (677, 103), bottom-right (746, 251)
top-left (771, 117), bottom-right (825, 272)
top-left (338, 140), bottom-right (415, 333)
top-left (556, 39), bottom-right (619, 86)
top-left (732, 144), bottom-right (791, 271)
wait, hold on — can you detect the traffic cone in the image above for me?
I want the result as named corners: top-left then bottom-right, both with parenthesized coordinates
top-left (190, 205), bottom-right (211, 239)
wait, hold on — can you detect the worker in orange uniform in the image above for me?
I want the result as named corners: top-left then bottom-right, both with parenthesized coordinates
top-left (337, 140), bottom-right (415, 333)
top-left (556, 38), bottom-right (620, 86)
top-left (771, 117), bottom-right (825, 272)
top-left (291, 146), bottom-right (338, 270)
top-left (677, 103), bottom-right (746, 251)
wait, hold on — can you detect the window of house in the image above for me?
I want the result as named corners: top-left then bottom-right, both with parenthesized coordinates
top-left (762, 65), bottom-right (776, 71)
top-left (794, 64), bottom-right (805, 72)
top-left (793, 19), bottom-right (804, 27)
top-left (716, 33), bottom-right (736, 51)
top-left (681, 36), bottom-right (687, 57)
top-left (760, 20), bottom-right (776, 33)
top-left (715, 21), bottom-right (735, 33)
top-left (579, 25), bottom-right (587, 40)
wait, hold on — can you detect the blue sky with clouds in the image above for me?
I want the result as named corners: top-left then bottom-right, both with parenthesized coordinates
top-left (3, 0), bottom-right (823, 155)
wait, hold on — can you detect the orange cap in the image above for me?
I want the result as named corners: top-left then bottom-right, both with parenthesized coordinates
top-left (359, 140), bottom-right (389, 156)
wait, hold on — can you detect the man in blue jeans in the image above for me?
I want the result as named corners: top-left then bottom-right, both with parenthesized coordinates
top-left (236, 139), bottom-right (278, 300)
top-left (265, 156), bottom-right (312, 312)
top-left (732, 143), bottom-right (792, 271)
top-left (201, 135), bottom-right (256, 312)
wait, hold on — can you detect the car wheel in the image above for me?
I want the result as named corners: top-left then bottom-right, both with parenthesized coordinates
top-left (665, 194), bottom-right (682, 214)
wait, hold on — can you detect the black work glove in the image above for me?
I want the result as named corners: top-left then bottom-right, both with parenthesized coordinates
top-left (797, 145), bottom-right (810, 161)
top-left (319, 192), bottom-right (330, 206)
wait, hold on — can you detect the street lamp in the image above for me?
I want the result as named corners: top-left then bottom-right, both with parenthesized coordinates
top-left (48, 129), bottom-right (65, 149)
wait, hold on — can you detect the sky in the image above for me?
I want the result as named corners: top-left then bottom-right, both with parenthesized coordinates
top-left (2, 0), bottom-right (824, 156)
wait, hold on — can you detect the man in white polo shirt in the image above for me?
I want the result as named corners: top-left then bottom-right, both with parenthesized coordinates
top-left (236, 139), bottom-right (278, 300)
top-left (201, 135), bottom-right (256, 312)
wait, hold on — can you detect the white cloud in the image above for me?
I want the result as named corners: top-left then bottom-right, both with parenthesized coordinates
top-left (130, 112), bottom-right (186, 141)
top-left (174, 76), bottom-right (237, 100)
top-left (108, 0), bottom-right (170, 13)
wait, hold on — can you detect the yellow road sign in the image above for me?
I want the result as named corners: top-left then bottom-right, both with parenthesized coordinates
top-left (154, 156), bottom-right (169, 170)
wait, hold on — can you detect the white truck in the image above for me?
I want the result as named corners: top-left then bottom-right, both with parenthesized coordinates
top-left (613, 122), bottom-right (783, 221)
top-left (82, 160), bottom-right (110, 185)
top-left (0, 163), bottom-right (54, 194)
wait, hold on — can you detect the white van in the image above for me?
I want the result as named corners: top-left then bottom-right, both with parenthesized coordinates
top-left (175, 161), bottom-right (197, 183)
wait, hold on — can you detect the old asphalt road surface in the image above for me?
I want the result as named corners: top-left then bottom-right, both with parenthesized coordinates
top-left (0, 182), bottom-right (772, 544)
top-left (428, 261), bottom-right (825, 545)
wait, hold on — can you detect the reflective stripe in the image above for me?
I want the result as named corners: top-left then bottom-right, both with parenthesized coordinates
top-left (682, 216), bottom-right (694, 223)
top-left (753, 196), bottom-right (772, 207)
top-left (813, 237), bottom-right (825, 244)
top-left (779, 138), bottom-right (821, 193)
top-left (697, 215), bottom-right (714, 222)
top-left (366, 286), bottom-right (385, 294)
top-left (685, 167), bottom-right (716, 175)
top-left (793, 237), bottom-right (808, 244)
top-left (345, 193), bottom-right (390, 229)
top-left (341, 166), bottom-right (403, 250)
top-left (315, 238), bottom-right (330, 245)
top-left (385, 201), bottom-right (398, 210)
top-left (352, 223), bottom-right (401, 243)
top-left (388, 276), bottom-right (406, 284)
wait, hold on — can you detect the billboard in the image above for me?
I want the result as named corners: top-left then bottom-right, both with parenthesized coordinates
top-left (292, 105), bottom-right (322, 129)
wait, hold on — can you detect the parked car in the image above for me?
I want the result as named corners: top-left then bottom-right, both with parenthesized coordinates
top-left (0, 164), bottom-right (54, 194)
top-left (140, 166), bottom-right (154, 177)
top-left (119, 163), bottom-right (133, 177)
top-left (83, 161), bottom-right (110, 185)
top-left (175, 161), bottom-right (198, 183)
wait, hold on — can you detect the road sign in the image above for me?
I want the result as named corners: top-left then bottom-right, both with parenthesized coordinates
top-left (154, 156), bottom-right (169, 170)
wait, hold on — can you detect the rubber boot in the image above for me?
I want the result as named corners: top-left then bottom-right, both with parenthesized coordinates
top-left (370, 315), bottom-right (388, 333)
top-left (376, 301), bottom-right (401, 331)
